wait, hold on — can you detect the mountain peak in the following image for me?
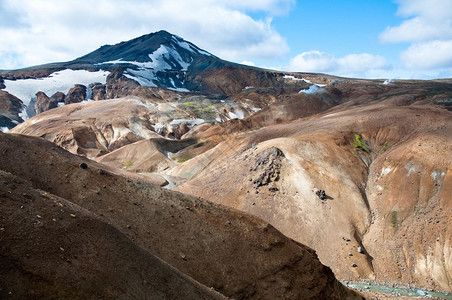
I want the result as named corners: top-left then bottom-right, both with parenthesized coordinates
top-left (69, 30), bottom-right (220, 91)
top-left (73, 30), bottom-right (214, 65)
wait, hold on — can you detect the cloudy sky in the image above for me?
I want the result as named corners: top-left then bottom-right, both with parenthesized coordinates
top-left (1, 0), bottom-right (451, 79)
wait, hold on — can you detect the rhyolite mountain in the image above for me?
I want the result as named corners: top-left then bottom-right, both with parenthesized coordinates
top-left (0, 30), bottom-right (326, 128)
top-left (2, 29), bottom-right (452, 298)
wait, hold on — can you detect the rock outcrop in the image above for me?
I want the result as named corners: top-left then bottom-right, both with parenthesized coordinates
top-left (65, 84), bottom-right (87, 104)
top-left (0, 90), bottom-right (23, 129)
top-left (106, 71), bottom-right (140, 99)
top-left (50, 91), bottom-right (65, 104)
top-left (35, 91), bottom-right (59, 114)
top-left (90, 82), bottom-right (106, 100)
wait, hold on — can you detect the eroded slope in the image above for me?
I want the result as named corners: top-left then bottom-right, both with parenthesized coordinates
top-left (0, 132), bottom-right (361, 299)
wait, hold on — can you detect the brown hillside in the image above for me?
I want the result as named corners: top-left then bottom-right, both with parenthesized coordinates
top-left (170, 102), bottom-right (452, 291)
top-left (0, 132), bottom-right (362, 299)
top-left (0, 170), bottom-right (224, 299)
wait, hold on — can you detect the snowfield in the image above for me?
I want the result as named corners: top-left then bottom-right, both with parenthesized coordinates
top-left (4, 69), bottom-right (110, 107)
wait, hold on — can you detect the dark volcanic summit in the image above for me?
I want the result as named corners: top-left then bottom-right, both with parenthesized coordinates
top-left (0, 30), bottom-right (317, 127)
top-left (73, 30), bottom-right (219, 67)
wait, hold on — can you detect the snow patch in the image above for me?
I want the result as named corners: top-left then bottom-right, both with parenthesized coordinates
top-left (174, 38), bottom-right (196, 54)
top-left (100, 45), bottom-right (191, 71)
top-left (228, 111), bottom-right (239, 119)
top-left (431, 171), bottom-right (445, 180)
top-left (101, 44), bottom-right (193, 89)
top-left (252, 107), bottom-right (261, 112)
top-left (299, 84), bottom-right (325, 94)
top-left (383, 79), bottom-right (394, 85)
top-left (173, 35), bottom-right (212, 57)
top-left (18, 107), bottom-right (29, 121)
top-left (152, 123), bottom-right (166, 134)
top-left (1, 127), bottom-right (9, 133)
top-left (233, 110), bottom-right (244, 119)
top-left (125, 68), bottom-right (157, 87)
top-left (285, 75), bottom-right (327, 87)
top-left (382, 167), bottom-right (392, 175)
top-left (110, 126), bottom-right (132, 145)
top-left (283, 75), bottom-right (303, 81)
top-left (148, 45), bottom-right (190, 71)
top-left (405, 163), bottom-right (419, 176)
top-left (284, 75), bottom-right (319, 85)
top-left (168, 87), bottom-right (191, 92)
top-left (243, 86), bottom-right (254, 90)
top-left (3, 69), bottom-right (109, 119)
top-left (29, 118), bottom-right (42, 125)
top-left (169, 119), bottom-right (205, 127)
top-left (130, 122), bottom-right (155, 139)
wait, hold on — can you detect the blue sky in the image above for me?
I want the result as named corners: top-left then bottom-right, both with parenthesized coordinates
top-left (270, 1), bottom-right (403, 63)
top-left (1, 0), bottom-right (451, 79)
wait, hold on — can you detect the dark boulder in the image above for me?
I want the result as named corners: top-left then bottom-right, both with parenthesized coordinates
top-left (90, 82), bottom-right (106, 101)
top-left (316, 189), bottom-right (327, 200)
top-left (65, 84), bottom-right (87, 104)
top-left (35, 91), bottom-right (59, 114)
top-left (50, 91), bottom-right (65, 104)
top-left (251, 147), bottom-right (284, 188)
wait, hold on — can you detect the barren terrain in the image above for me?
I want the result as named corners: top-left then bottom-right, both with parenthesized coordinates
top-left (0, 132), bottom-right (361, 299)
top-left (2, 30), bottom-right (452, 298)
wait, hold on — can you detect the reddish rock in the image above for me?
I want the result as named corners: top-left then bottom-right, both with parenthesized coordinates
top-left (90, 82), bottom-right (106, 100)
top-left (50, 91), bottom-right (65, 104)
top-left (35, 91), bottom-right (59, 114)
top-left (65, 84), bottom-right (87, 104)
top-left (106, 71), bottom-right (140, 99)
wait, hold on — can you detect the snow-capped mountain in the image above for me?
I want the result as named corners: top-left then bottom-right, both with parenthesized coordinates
top-left (0, 30), bottom-right (319, 128)
top-left (0, 30), bottom-right (226, 123)
top-left (73, 30), bottom-right (219, 91)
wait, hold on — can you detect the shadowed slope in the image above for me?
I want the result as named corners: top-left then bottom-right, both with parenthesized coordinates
top-left (0, 171), bottom-right (224, 299)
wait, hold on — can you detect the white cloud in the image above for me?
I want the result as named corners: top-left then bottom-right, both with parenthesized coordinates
top-left (287, 51), bottom-right (337, 73)
top-left (0, 0), bottom-right (292, 69)
top-left (380, 0), bottom-right (452, 70)
top-left (221, 0), bottom-right (295, 15)
top-left (287, 51), bottom-right (388, 78)
top-left (401, 40), bottom-right (452, 69)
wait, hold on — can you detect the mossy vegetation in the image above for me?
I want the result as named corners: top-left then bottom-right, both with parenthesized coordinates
top-left (352, 133), bottom-right (370, 153)
top-left (122, 161), bottom-right (133, 168)
top-left (390, 210), bottom-right (398, 229)
top-left (180, 101), bottom-right (216, 120)
top-left (380, 141), bottom-right (389, 151)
